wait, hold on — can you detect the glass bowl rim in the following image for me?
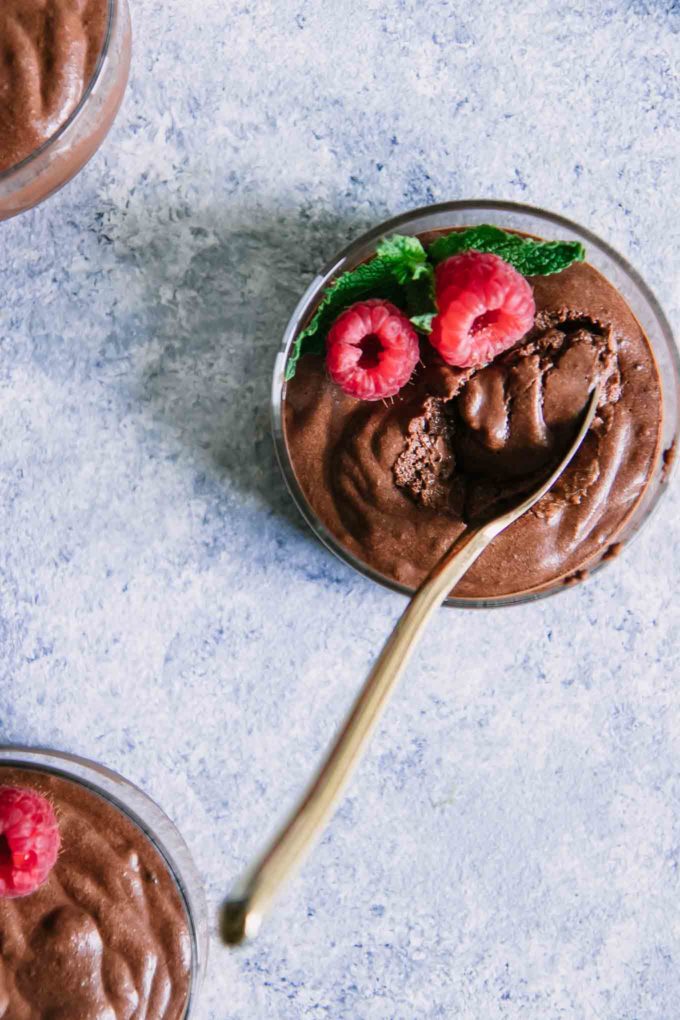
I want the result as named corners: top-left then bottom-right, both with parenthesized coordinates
top-left (0, 0), bottom-right (116, 188)
top-left (271, 198), bottom-right (679, 609)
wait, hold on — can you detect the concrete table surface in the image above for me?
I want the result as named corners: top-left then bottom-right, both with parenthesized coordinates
top-left (1, 1), bottom-right (679, 1017)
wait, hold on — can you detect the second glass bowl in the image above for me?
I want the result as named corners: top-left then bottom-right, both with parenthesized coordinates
top-left (272, 200), bottom-right (679, 609)
top-left (0, 0), bottom-right (132, 221)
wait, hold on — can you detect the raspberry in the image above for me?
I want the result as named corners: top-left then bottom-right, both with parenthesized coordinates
top-left (0, 786), bottom-right (60, 898)
top-left (326, 299), bottom-right (420, 401)
top-left (429, 251), bottom-right (535, 368)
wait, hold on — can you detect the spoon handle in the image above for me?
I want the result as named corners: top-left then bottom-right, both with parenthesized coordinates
top-left (222, 384), bottom-right (600, 945)
top-left (221, 524), bottom-right (488, 945)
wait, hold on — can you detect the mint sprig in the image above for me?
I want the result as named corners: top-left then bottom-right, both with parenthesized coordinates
top-left (428, 224), bottom-right (585, 277)
top-left (373, 234), bottom-right (432, 283)
top-left (284, 235), bottom-right (431, 381)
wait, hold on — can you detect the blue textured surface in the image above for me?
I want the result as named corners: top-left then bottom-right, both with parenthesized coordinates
top-left (1, 1), bottom-right (680, 1017)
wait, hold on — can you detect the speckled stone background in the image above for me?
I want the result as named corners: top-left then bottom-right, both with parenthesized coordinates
top-left (2, 1), bottom-right (680, 1017)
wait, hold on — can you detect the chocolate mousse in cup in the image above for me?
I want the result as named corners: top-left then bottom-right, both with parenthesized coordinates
top-left (0, 746), bottom-right (207, 1017)
top-left (273, 201), bottom-right (680, 607)
top-left (0, 0), bottom-right (132, 221)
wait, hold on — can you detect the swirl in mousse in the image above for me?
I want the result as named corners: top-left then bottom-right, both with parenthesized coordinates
top-left (0, 762), bottom-right (196, 1019)
top-left (283, 228), bottom-right (664, 600)
top-left (0, 0), bottom-right (131, 219)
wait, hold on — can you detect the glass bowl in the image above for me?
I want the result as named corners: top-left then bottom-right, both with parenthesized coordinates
top-left (272, 200), bottom-right (680, 609)
top-left (0, 745), bottom-right (207, 1016)
top-left (0, 0), bottom-right (132, 221)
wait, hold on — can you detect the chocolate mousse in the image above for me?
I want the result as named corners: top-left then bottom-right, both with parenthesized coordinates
top-left (0, 766), bottom-right (192, 1019)
top-left (283, 246), bottom-right (663, 599)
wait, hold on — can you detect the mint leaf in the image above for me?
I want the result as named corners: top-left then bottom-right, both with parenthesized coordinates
top-left (428, 224), bottom-right (585, 277)
top-left (285, 234), bottom-right (432, 381)
top-left (429, 225), bottom-right (515, 263)
top-left (375, 234), bottom-right (431, 283)
top-left (512, 239), bottom-right (586, 276)
top-left (410, 313), bottom-right (435, 334)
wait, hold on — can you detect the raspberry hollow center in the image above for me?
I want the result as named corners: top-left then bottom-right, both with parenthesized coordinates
top-left (0, 834), bottom-right (11, 869)
top-left (357, 333), bottom-right (383, 369)
top-left (471, 309), bottom-right (503, 335)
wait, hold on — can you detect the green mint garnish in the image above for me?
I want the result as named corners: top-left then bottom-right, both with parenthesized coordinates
top-left (428, 224), bottom-right (585, 276)
top-left (373, 234), bottom-right (432, 283)
top-left (410, 313), bottom-right (435, 334)
top-left (284, 234), bottom-right (431, 381)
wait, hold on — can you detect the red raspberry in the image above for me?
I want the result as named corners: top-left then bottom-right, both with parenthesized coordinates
top-left (0, 786), bottom-right (61, 898)
top-left (429, 251), bottom-right (535, 367)
top-left (326, 299), bottom-right (420, 401)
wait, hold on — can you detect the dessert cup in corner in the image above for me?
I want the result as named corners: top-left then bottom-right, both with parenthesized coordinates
top-left (272, 201), bottom-right (679, 608)
top-left (0, 746), bottom-right (207, 1018)
top-left (0, 0), bottom-right (132, 221)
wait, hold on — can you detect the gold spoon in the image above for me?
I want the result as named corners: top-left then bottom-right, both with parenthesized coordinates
top-left (221, 383), bottom-right (601, 945)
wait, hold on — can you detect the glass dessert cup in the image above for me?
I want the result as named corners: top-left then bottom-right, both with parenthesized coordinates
top-left (272, 200), bottom-right (680, 609)
top-left (0, 0), bottom-right (132, 221)
top-left (0, 745), bottom-right (208, 1017)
